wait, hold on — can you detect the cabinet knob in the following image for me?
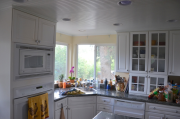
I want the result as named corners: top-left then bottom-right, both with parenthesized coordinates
top-left (103, 108), bottom-right (106, 109)
top-left (38, 40), bottom-right (40, 43)
top-left (35, 40), bottom-right (38, 43)
top-left (153, 107), bottom-right (156, 109)
top-left (127, 70), bottom-right (129, 71)
top-left (170, 72), bottom-right (172, 74)
top-left (104, 100), bottom-right (106, 102)
top-left (176, 110), bottom-right (178, 113)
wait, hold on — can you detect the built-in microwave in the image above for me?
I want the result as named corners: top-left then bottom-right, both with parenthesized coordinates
top-left (13, 43), bottom-right (54, 80)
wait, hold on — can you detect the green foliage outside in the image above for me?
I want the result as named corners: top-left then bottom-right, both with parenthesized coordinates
top-left (54, 45), bottom-right (67, 81)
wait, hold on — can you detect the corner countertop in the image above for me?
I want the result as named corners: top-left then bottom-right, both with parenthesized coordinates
top-left (54, 88), bottom-right (180, 107)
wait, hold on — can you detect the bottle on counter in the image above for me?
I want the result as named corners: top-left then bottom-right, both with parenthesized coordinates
top-left (63, 81), bottom-right (66, 89)
top-left (158, 90), bottom-right (165, 101)
top-left (110, 79), bottom-right (112, 87)
top-left (104, 78), bottom-right (108, 89)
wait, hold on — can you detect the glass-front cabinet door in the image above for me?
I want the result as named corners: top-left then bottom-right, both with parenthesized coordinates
top-left (129, 74), bottom-right (147, 95)
top-left (147, 75), bottom-right (167, 94)
top-left (130, 32), bottom-right (148, 73)
top-left (148, 31), bottom-right (168, 75)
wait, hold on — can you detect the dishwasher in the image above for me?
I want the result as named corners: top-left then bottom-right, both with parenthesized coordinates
top-left (114, 99), bottom-right (145, 119)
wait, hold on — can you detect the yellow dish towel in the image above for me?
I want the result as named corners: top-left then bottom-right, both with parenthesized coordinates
top-left (39, 93), bottom-right (49, 119)
top-left (28, 93), bottom-right (49, 119)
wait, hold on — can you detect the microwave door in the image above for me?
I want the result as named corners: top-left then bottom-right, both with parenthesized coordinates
top-left (19, 50), bottom-right (46, 75)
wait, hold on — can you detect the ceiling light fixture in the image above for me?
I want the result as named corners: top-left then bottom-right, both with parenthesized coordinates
top-left (79, 30), bottom-right (86, 32)
top-left (167, 19), bottom-right (178, 23)
top-left (113, 23), bottom-right (122, 26)
top-left (118, 0), bottom-right (132, 6)
top-left (62, 18), bottom-right (71, 21)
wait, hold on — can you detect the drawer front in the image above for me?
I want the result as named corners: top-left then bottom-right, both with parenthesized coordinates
top-left (54, 98), bottom-right (67, 110)
top-left (68, 96), bottom-right (96, 105)
top-left (114, 106), bottom-right (144, 119)
top-left (97, 104), bottom-right (113, 113)
top-left (146, 103), bottom-right (180, 114)
top-left (114, 99), bottom-right (145, 110)
top-left (97, 96), bottom-right (114, 105)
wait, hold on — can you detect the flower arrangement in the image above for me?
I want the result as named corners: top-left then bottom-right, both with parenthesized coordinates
top-left (68, 66), bottom-right (75, 80)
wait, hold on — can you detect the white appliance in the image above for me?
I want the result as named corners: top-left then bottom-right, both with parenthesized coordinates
top-left (13, 82), bottom-right (54, 119)
top-left (13, 43), bottom-right (54, 80)
top-left (114, 99), bottom-right (145, 119)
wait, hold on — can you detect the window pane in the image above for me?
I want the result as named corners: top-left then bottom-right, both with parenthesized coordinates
top-left (78, 45), bottom-right (94, 80)
top-left (54, 44), bottom-right (67, 81)
top-left (96, 46), bottom-right (115, 82)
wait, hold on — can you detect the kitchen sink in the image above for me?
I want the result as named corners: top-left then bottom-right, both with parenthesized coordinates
top-left (76, 87), bottom-right (97, 92)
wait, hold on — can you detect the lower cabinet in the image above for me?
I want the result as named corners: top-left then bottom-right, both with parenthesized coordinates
top-left (55, 106), bottom-right (67, 119)
top-left (165, 115), bottom-right (180, 119)
top-left (68, 104), bottom-right (96, 119)
top-left (145, 112), bottom-right (164, 119)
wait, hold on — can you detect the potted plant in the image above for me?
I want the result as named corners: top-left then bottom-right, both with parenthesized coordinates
top-left (58, 74), bottom-right (64, 88)
top-left (69, 66), bottom-right (75, 83)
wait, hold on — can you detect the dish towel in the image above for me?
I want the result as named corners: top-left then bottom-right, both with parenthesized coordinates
top-left (60, 106), bottom-right (65, 119)
top-left (28, 93), bottom-right (49, 119)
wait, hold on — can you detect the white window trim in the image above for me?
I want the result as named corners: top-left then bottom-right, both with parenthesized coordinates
top-left (55, 42), bottom-right (69, 80)
top-left (76, 44), bottom-right (116, 80)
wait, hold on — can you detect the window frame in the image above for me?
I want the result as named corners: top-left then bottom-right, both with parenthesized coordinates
top-left (76, 44), bottom-right (116, 80)
top-left (55, 42), bottom-right (69, 81)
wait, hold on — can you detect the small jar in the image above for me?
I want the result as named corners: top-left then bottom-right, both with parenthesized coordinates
top-left (158, 90), bottom-right (165, 101)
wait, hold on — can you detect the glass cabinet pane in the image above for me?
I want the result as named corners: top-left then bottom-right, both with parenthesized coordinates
top-left (151, 47), bottom-right (157, 59)
top-left (139, 77), bottom-right (145, 84)
top-left (133, 34), bottom-right (139, 46)
top-left (139, 59), bottom-right (145, 71)
top-left (159, 47), bottom-right (165, 59)
top-left (132, 47), bottom-right (138, 58)
top-left (159, 33), bottom-right (166, 46)
top-left (131, 84), bottom-right (137, 91)
top-left (151, 59), bottom-right (157, 72)
top-left (132, 76), bottom-right (138, 83)
top-left (140, 34), bottom-right (146, 46)
top-left (158, 78), bottom-right (164, 85)
top-left (151, 33), bottom-right (158, 46)
top-left (138, 84), bottom-right (144, 91)
top-left (132, 59), bottom-right (138, 71)
top-left (150, 77), bottom-right (156, 85)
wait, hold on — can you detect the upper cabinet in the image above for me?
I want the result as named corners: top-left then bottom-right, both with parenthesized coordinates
top-left (12, 10), bottom-right (39, 45)
top-left (38, 18), bottom-right (56, 46)
top-left (12, 9), bottom-right (56, 46)
top-left (116, 33), bottom-right (130, 72)
top-left (148, 31), bottom-right (168, 75)
top-left (130, 32), bottom-right (148, 74)
top-left (169, 31), bottom-right (180, 76)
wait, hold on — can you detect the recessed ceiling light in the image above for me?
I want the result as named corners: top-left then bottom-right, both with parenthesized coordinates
top-left (62, 18), bottom-right (71, 21)
top-left (167, 19), bottom-right (178, 23)
top-left (79, 30), bottom-right (86, 32)
top-left (118, 0), bottom-right (132, 6)
top-left (113, 23), bottom-right (122, 26)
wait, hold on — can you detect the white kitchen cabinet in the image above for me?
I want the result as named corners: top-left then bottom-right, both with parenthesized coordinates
top-left (12, 9), bottom-right (56, 46)
top-left (12, 9), bottom-right (38, 45)
top-left (38, 18), bottom-right (56, 46)
top-left (129, 73), bottom-right (148, 95)
top-left (130, 32), bottom-right (148, 74)
top-left (116, 33), bottom-right (130, 72)
top-left (169, 31), bottom-right (180, 76)
top-left (148, 31), bottom-right (168, 75)
top-left (165, 115), bottom-right (180, 119)
top-left (145, 112), bottom-right (164, 119)
top-left (68, 104), bottom-right (96, 119)
top-left (147, 75), bottom-right (167, 94)
top-left (55, 106), bottom-right (67, 119)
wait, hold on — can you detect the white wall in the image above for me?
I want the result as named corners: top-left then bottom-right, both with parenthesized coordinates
top-left (0, 8), bottom-right (12, 119)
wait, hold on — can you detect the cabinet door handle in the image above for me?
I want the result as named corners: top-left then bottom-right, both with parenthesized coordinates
top-left (153, 107), bottom-right (156, 109)
top-left (127, 70), bottom-right (128, 71)
top-left (35, 40), bottom-right (38, 43)
top-left (103, 108), bottom-right (106, 109)
top-left (176, 110), bottom-right (178, 113)
top-left (170, 72), bottom-right (172, 74)
top-left (103, 100), bottom-right (106, 102)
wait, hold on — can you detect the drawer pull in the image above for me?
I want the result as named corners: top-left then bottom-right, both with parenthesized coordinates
top-left (104, 100), bottom-right (106, 102)
top-left (153, 107), bottom-right (156, 109)
top-left (103, 108), bottom-right (106, 109)
top-left (176, 110), bottom-right (178, 113)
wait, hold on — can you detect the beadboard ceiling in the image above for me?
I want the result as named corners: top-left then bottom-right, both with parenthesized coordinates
top-left (1, 0), bottom-right (180, 36)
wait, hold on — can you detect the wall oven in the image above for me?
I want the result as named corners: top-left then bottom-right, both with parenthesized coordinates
top-left (13, 43), bottom-right (54, 80)
top-left (13, 82), bottom-right (54, 119)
